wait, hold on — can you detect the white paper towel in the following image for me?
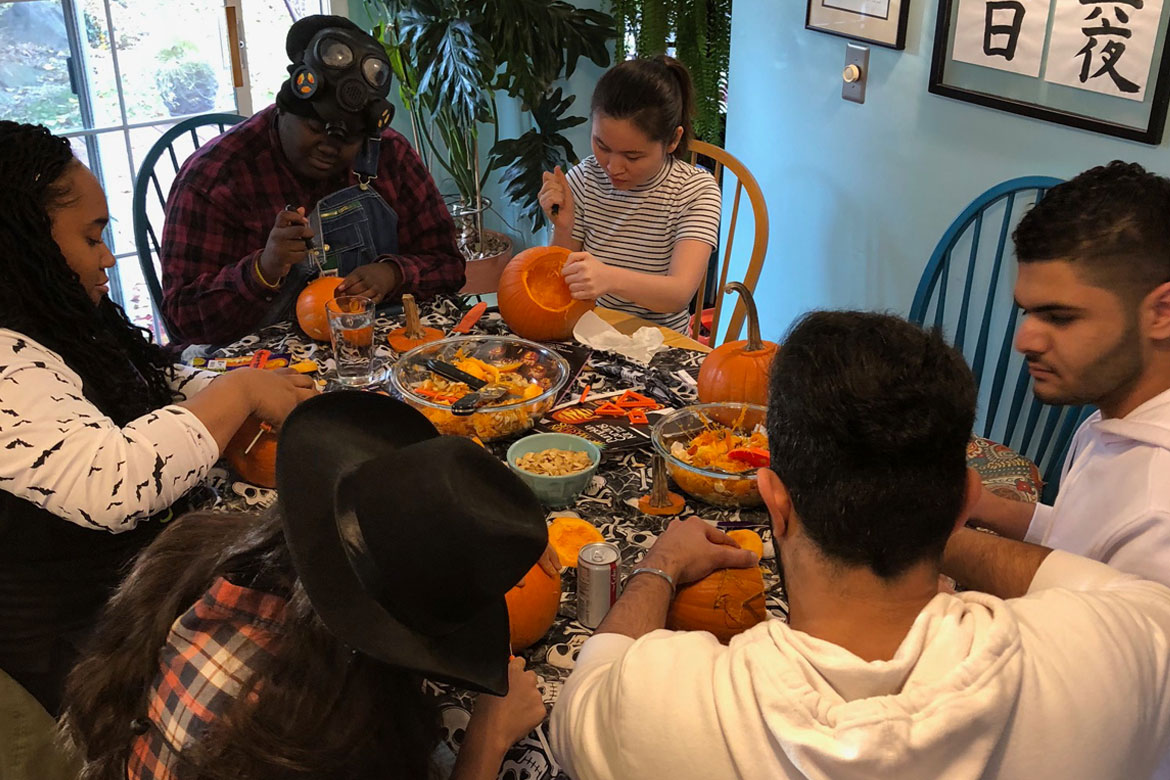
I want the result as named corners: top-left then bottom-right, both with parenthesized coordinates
top-left (572, 310), bottom-right (667, 364)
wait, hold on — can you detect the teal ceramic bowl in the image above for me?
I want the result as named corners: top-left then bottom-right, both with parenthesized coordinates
top-left (506, 433), bottom-right (601, 508)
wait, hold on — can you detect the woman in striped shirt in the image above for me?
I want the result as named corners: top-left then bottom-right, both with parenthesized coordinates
top-left (539, 56), bottom-right (722, 333)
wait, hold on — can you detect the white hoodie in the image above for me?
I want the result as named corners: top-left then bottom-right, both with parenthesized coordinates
top-left (1027, 387), bottom-right (1170, 585)
top-left (550, 552), bottom-right (1170, 780)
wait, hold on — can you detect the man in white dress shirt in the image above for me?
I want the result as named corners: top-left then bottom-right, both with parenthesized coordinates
top-left (550, 311), bottom-right (1170, 780)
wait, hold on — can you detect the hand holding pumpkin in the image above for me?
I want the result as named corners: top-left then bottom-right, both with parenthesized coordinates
top-left (468, 656), bottom-right (547, 754)
top-left (641, 516), bottom-right (759, 587)
top-left (231, 367), bottom-right (318, 428)
top-left (562, 252), bottom-right (613, 300)
top-left (337, 261), bottom-right (402, 303)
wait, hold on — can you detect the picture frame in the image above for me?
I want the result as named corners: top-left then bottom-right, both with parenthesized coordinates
top-left (929, 0), bottom-right (1170, 144)
top-left (806, 0), bottom-right (911, 50)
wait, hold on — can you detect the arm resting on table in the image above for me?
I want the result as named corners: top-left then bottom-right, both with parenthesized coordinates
top-left (941, 527), bottom-right (1054, 599)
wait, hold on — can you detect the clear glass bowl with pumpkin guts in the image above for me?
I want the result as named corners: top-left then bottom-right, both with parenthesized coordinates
top-left (651, 402), bottom-right (769, 507)
top-left (389, 335), bottom-right (570, 441)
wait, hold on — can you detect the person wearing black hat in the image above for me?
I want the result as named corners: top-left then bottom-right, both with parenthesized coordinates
top-left (159, 15), bottom-right (466, 349)
top-left (62, 393), bottom-right (550, 780)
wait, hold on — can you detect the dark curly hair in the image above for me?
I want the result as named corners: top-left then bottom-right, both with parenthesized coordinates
top-left (1013, 160), bottom-right (1170, 303)
top-left (0, 121), bottom-right (175, 425)
top-left (62, 511), bottom-right (441, 780)
top-left (766, 311), bottom-right (976, 579)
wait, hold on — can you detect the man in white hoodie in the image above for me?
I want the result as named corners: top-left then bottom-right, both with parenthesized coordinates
top-left (550, 311), bottom-right (1170, 780)
top-left (952, 161), bottom-right (1170, 585)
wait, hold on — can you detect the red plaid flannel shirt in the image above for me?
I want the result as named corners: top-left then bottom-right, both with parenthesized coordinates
top-left (128, 577), bottom-right (288, 780)
top-left (159, 105), bottom-right (465, 346)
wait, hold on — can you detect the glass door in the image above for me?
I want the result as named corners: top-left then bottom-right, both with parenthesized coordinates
top-left (0, 0), bottom-right (337, 341)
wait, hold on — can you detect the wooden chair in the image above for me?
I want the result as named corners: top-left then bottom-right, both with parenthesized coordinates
top-left (687, 140), bottom-right (769, 346)
top-left (132, 113), bottom-right (245, 341)
top-left (910, 176), bottom-right (1093, 503)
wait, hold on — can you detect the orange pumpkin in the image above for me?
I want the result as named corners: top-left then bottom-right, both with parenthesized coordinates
top-left (387, 294), bottom-right (444, 353)
top-left (505, 563), bottom-right (562, 650)
top-left (667, 531), bottom-right (767, 643)
top-left (296, 277), bottom-right (345, 341)
top-left (547, 516), bottom-right (604, 568)
top-left (697, 282), bottom-right (778, 406)
top-left (726, 529), bottom-right (765, 558)
top-left (497, 246), bottom-right (594, 341)
top-left (225, 416), bottom-right (278, 488)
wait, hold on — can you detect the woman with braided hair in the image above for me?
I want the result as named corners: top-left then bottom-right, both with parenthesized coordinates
top-left (0, 122), bottom-right (317, 716)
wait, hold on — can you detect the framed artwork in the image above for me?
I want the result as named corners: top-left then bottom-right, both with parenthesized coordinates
top-left (806, 0), bottom-right (912, 50)
top-left (929, 0), bottom-right (1170, 144)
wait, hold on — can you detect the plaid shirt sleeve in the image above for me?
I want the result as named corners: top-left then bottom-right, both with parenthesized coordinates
top-left (160, 170), bottom-right (278, 347)
top-left (127, 577), bottom-right (287, 780)
top-left (377, 133), bottom-right (466, 298)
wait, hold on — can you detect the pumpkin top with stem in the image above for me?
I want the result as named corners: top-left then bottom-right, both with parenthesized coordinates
top-left (725, 281), bottom-right (766, 352)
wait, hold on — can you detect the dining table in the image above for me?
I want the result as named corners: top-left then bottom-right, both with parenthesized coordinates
top-left (194, 294), bottom-right (1043, 780)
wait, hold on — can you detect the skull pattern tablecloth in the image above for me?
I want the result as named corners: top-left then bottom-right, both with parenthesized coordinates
top-left (194, 296), bottom-right (1040, 780)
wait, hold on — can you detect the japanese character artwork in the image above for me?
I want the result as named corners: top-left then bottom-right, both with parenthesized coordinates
top-left (1045, 0), bottom-right (1163, 99)
top-left (952, 0), bottom-right (1052, 76)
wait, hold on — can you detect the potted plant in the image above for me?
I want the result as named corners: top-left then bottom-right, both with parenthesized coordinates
top-left (367, 0), bottom-right (615, 288)
top-left (154, 42), bottom-right (219, 117)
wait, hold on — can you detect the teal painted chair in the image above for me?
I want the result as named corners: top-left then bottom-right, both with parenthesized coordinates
top-left (132, 113), bottom-right (245, 341)
top-left (911, 176), bottom-right (1093, 504)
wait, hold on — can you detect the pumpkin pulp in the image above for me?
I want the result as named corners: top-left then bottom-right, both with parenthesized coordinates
top-left (523, 254), bottom-right (574, 312)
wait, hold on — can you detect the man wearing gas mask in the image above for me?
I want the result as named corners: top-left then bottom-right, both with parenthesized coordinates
top-left (159, 15), bottom-right (465, 348)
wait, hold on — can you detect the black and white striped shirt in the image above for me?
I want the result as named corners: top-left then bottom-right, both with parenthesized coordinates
top-left (567, 155), bottom-right (721, 332)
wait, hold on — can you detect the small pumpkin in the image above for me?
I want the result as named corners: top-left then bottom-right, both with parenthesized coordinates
top-left (225, 416), bottom-right (278, 488)
top-left (697, 282), bottom-right (778, 406)
top-left (505, 563), bottom-right (562, 650)
top-left (547, 516), bottom-right (604, 568)
top-left (387, 294), bottom-right (444, 353)
top-left (498, 246), bottom-right (594, 342)
top-left (666, 530), bottom-right (767, 643)
top-left (296, 276), bottom-right (345, 342)
top-left (726, 529), bottom-right (765, 558)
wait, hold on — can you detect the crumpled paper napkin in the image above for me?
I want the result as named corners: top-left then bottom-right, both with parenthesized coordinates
top-left (572, 310), bottom-right (667, 364)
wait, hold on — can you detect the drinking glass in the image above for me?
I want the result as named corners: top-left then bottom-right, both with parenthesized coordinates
top-left (325, 295), bottom-right (376, 386)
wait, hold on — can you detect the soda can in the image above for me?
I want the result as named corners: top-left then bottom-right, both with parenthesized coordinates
top-left (577, 542), bottom-right (621, 628)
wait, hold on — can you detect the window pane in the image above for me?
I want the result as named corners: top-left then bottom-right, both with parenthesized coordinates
top-left (244, 0), bottom-right (330, 112)
top-left (107, 0), bottom-right (238, 124)
top-left (0, 1), bottom-right (83, 133)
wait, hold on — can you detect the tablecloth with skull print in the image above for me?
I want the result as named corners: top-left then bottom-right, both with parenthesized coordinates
top-left (195, 296), bottom-right (1041, 780)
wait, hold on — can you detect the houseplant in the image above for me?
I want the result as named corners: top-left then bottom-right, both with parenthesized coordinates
top-left (366, 0), bottom-right (615, 264)
top-left (608, 0), bottom-right (732, 143)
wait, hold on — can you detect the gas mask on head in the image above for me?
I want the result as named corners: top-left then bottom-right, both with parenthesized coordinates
top-left (290, 27), bottom-right (395, 141)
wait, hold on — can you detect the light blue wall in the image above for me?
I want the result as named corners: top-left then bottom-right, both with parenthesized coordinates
top-left (722, 0), bottom-right (1170, 345)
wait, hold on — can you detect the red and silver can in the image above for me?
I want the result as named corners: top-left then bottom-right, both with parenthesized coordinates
top-left (577, 542), bottom-right (621, 628)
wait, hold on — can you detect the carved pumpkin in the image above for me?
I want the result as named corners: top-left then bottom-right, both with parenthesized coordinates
top-left (505, 563), bottom-right (562, 650)
top-left (547, 516), bottom-right (604, 568)
top-left (497, 246), bottom-right (594, 341)
top-left (296, 277), bottom-right (345, 342)
top-left (666, 530), bottom-right (767, 643)
top-left (697, 282), bottom-right (778, 406)
top-left (225, 416), bottom-right (278, 488)
top-left (387, 294), bottom-right (444, 353)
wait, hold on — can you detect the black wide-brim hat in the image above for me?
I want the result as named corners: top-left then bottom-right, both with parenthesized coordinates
top-left (276, 392), bottom-right (548, 695)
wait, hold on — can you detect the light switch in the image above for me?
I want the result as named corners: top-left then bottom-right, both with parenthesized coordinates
top-left (842, 43), bottom-right (869, 104)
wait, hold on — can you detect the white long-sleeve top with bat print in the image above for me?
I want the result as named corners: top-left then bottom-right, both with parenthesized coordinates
top-left (0, 329), bottom-right (219, 532)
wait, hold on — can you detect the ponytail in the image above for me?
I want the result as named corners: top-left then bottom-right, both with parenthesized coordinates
top-left (591, 56), bottom-right (696, 159)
